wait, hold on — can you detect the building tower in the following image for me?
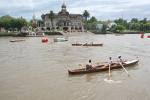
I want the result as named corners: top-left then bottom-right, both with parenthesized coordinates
top-left (32, 14), bottom-right (37, 28)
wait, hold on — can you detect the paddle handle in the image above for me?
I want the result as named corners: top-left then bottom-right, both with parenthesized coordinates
top-left (119, 62), bottom-right (130, 76)
top-left (108, 64), bottom-right (111, 79)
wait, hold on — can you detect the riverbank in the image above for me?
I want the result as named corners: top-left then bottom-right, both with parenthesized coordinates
top-left (0, 32), bottom-right (19, 37)
top-left (90, 30), bottom-right (143, 34)
top-left (0, 32), bottom-right (63, 37)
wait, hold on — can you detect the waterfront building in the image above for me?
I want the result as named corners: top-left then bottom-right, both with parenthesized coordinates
top-left (41, 3), bottom-right (84, 32)
top-left (0, 27), bottom-right (6, 32)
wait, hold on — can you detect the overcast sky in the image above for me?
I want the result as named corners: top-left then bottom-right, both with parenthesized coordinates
top-left (0, 0), bottom-right (150, 20)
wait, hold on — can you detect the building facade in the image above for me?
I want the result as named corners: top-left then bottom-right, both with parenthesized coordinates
top-left (41, 3), bottom-right (84, 32)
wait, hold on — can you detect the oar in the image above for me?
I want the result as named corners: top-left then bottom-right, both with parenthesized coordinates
top-left (119, 62), bottom-right (130, 76)
top-left (108, 57), bottom-right (112, 80)
top-left (108, 63), bottom-right (111, 80)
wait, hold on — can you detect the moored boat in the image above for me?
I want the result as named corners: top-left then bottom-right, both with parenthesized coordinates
top-left (68, 59), bottom-right (139, 75)
top-left (54, 37), bottom-right (68, 42)
top-left (26, 31), bottom-right (45, 37)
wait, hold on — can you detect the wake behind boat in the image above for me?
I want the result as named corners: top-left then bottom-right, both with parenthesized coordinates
top-left (68, 59), bottom-right (139, 75)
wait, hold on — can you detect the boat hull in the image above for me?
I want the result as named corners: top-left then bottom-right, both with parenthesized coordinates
top-left (72, 43), bottom-right (103, 46)
top-left (68, 59), bottom-right (139, 75)
top-left (54, 37), bottom-right (68, 42)
top-left (10, 39), bottom-right (25, 42)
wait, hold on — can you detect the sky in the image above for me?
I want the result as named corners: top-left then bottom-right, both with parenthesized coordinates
top-left (0, 0), bottom-right (150, 20)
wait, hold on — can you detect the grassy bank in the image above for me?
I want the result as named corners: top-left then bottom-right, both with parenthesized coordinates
top-left (0, 32), bottom-right (20, 37)
top-left (90, 30), bottom-right (143, 34)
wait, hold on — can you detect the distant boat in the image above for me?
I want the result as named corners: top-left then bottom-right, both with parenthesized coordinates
top-left (10, 39), bottom-right (25, 42)
top-left (72, 43), bottom-right (103, 46)
top-left (54, 37), bottom-right (68, 42)
top-left (26, 31), bottom-right (45, 37)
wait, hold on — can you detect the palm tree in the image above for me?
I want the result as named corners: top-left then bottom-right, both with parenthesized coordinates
top-left (83, 10), bottom-right (90, 31)
top-left (49, 10), bottom-right (55, 31)
top-left (83, 10), bottom-right (90, 22)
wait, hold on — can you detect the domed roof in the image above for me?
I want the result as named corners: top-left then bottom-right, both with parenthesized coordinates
top-left (62, 3), bottom-right (66, 8)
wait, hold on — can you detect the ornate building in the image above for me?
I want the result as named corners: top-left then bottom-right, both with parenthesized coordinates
top-left (41, 3), bottom-right (84, 32)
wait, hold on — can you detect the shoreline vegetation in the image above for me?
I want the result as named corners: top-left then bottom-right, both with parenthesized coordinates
top-left (0, 32), bottom-right (19, 37)
top-left (92, 31), bottom-right (144, 34)
top-left (0, 31), bottom-right (146, 37)
top-left (1, 11), bottom-right (150, 37)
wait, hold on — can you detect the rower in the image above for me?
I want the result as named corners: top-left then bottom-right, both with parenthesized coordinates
top-left (86, 59), bottom-right (92, 70)
top-left (118, 56), bottom-right (124, 64)
top-left (89, 59), bottom-right (92, 67)
top-left (109, 57), bottom-right (112, 65)
top-left (108, 57), bottom-right (113, 79)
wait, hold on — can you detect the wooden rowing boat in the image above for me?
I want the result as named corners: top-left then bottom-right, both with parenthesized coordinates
top-left (10, 39), bottom-right (25, 42)
top-left (72, 43), bottom-right (103, 46)
top-left (68, 59), bottom-right (139, 75)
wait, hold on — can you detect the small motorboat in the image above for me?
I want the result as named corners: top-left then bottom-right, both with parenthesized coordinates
top-left (68, 59), bottom-right (139, 75)
top-left (10, 39), bottom-right (25, 42)
top-left (54, 37), bottom-right (68, 42)
top-left (26, 31), bottom-right (45, 37)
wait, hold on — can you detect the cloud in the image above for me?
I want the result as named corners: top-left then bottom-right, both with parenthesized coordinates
top-left (0, 0), bottom-right (150, 20)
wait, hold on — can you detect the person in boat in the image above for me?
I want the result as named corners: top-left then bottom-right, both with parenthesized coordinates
top-left (118, 56), bottom-right (124, 64)
top-left (86, 59), bottom-right (93, 70)
top-left (84, 42), bottom-right (88, 46)
top-left (109, 57), bottom-right (113, 65)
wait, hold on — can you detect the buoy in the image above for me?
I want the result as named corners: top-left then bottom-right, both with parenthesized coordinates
top-left (42, 38), bottom-right (48, 43)
top-left (147, 35), bottom-right (150, 38)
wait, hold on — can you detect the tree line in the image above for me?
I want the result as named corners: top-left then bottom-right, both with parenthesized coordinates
top-left (110, 18), bottom-right (150, 33)
top-left (0, 15), bottom-right (28, 31)
top-left (82, 10), bottom-right (150, 33)
top-left (1, 11), bottom-right (150, 33)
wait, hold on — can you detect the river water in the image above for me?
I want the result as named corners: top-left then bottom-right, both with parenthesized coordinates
top-left (0, 33), bottom-right (150, 100)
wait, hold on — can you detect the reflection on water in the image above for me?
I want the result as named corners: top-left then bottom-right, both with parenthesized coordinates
top-left (0, 34), bottom-right (150, 100)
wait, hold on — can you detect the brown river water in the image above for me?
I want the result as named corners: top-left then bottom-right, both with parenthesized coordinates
top-left (0, 33), bottom-right (150, 100)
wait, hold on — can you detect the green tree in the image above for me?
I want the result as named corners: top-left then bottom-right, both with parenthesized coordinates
top-left (140, 18), bottom-right (147, 24)
top-left (113, 25), bottom-right (125, 33)
top-left (131, 18), bottom-right (139, 23)
top-left (86, 16), bottom-right (98, 30)
top-left (15, 18), bottom-right (27, 31)
top-left (83, 10), bottom-right (90, 21)
top-left (0, 15), bottom-right (28, 31)
top-left (102, 24), bottom-right (107, 33)
top-left (88, 16), bottom-right (97, 23)
top-left (0, 15), bottom-right (13, 30)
